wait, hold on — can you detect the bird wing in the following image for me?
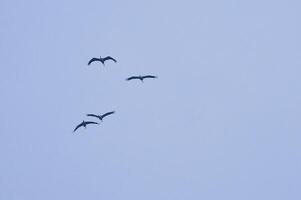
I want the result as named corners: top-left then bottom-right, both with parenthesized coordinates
top-left (101, 111), bottom-right (115, 119)
top-left (85, 121), bottom-right (99, 125)
top-left (126, 76), bottom-right (140, 81)
top-left (142, 75), bottom-right (157, 79)
top-left (88, 58), bottom-right (101, 65)
top-left (87, 114), bottom-right (100, 119)
top-left (73, 122), bottom-right (84, 132)
top-left (103, 56), bottom-right (117, 63)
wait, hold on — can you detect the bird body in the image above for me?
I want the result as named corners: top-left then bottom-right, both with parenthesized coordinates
top-left (73, 120), bottom-right (99, 132)
top-left (88, 56), bottom-right (117, 65)
top-left (87, 111), bottom-right (115, 121)
top-left (126, 75), bottom-right (157, 82)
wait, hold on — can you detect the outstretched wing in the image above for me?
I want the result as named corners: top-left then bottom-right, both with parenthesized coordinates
top-left (142, 75), bottom-right (157, 79)
top-left (126, 76), bottom-right (140, 81)
top-left (88, 58), bottom-right (101, 65)
top-left (87, 114), bottom-right (100, 120)
top-left (73, 122), bottom-right (84, 132)
top-left (101, 111), bottom-right (115, 119)
top-left (85, 121), bottom-right (99, 125)
top-left (103, 56), bottom-right (117, 63)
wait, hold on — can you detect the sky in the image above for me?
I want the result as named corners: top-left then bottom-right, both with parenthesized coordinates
top-left (1, 0), bottom-right (301, 199)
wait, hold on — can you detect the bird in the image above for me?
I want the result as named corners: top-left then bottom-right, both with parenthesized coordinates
top-left (88, 56), bottom-right (117, 66)
top-left (73, 120), bottom-right (99, 132)
top-left (86, 111), bottom-right (115, 122)
top-left (126, 75), bottom-right (157, 82)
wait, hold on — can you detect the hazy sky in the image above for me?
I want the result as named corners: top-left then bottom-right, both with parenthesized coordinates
top-left (1, 0), bottom-right (301, 199)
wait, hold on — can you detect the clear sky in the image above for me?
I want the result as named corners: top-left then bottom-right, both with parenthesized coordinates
top-left (1, 0), bottom-right (301, 199)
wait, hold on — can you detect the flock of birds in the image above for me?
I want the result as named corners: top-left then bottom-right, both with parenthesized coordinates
top-left (73, 55), bottom-right (157, 132)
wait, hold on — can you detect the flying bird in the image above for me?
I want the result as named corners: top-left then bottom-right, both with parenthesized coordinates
top-left (87, 111), bottom-right (115, 121)
top-left (88, 56), bottom-right (117, 66)
top-left (126, 75), bottom-right (157, 82)
top-left (73, 120), bottom-right (99, 132)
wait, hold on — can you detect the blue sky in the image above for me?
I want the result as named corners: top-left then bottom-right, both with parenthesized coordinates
top-left (1, 0), bottom-right (301, 199)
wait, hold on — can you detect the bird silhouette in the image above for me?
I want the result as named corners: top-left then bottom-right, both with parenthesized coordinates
top-left (126, 75), bottom-right (157, 82)
top-left (73, 120), bottom-right (99, 132)
top-left (88, 56), bottom-right (117, 66)
top-left (87, 111), bottom-right (115, 121)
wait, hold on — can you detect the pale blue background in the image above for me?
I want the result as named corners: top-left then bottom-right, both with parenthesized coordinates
top-left (1, 0), bottom-right (301, 199)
